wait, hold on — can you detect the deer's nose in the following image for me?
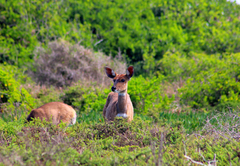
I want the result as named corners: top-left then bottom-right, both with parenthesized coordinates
top-left (111, 86), bottom-right (116, 91)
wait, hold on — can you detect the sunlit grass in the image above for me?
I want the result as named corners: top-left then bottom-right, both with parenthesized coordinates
top-left (76, 110), bottom-right (213, 133)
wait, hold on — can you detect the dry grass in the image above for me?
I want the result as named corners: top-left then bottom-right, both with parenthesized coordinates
top-left (199, 111), bottom-right (240, 141)
top-left (29, 39), bottom-right (126, 88)
top-left (161, 79), bottom-right (185, 113)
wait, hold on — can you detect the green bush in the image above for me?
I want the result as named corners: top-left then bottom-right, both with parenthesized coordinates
top-left (160, 52), bottom-right (240, 109)
top-left (128, 75), bottom-right (175, 116)
top-left (0, 0), bottom-right (92, 67)
top-left (66, 0), bottom-right (240, 74)
top-left (0, 65), bottom-right (36, 120)
top-left (179, 54), bottom-right (240, 109)
top-left (61, 83), bottom-right (109, 114)
top-left (2, 0), bottom-right (240, 74)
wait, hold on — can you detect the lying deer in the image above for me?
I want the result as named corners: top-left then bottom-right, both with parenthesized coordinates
top-left (27, 102), bottom-right (77, 126)
top-left (103, 66), bottom-right (134, 122)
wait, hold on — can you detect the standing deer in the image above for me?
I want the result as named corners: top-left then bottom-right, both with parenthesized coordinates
top-left (27, 102), bottom-right (77, 126)
top-left (103, 66), bottom-right (134, 122)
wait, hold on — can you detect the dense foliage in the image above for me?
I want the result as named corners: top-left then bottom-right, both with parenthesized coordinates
top-left (1, 0), bottom-right (240, 73)
top-left (0, 0), bottom-right (92, 66)
top-left (160, 52), bottom-right (240, 109)
top-left (0, 65), bottom-right (35, 120)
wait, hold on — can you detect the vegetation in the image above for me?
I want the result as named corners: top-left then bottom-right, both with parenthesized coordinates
top-left (0, 113), bottom-right (239, 165)
top-left (30, 40), bottom-right (126, 87)
top-left (0, 65), bottom-right (36, 121)
top-left (1, 0), bottom-right (240, 165)
top-left (160, 52), bottom-right (240, 109)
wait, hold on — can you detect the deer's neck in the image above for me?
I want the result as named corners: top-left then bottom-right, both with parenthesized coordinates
top-left (116, 91), bottom-right (128, 118)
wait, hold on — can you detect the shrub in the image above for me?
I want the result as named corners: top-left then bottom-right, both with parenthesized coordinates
top-left (179, 54), bottom-right (240, 109)
top-left (159, 52), bottom-right (240, 109)
top-left (0, 0), bottom-right (92, 67)
top-left (66, 0), bottom-right (240, 74)
top-left (0, 65), bottom-right (36, 120)
top-left (30, 39), bottom-right (126, 87)
top-left (2, 0), bottom-right (240, 75)
top-left (127, 75), bottom-right (175, 117)
top-left (61, 82), bottom-right (109, 114)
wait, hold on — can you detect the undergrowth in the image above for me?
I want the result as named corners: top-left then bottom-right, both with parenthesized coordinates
top-left (0, 112), bottom-right (239, 165)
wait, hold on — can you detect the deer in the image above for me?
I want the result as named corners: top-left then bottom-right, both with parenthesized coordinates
top-left (103, 66), bottom-right (134, 122)
top-left (26, 102), bottom-right (77, 126)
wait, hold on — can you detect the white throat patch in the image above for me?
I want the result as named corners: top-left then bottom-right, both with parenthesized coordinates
top-left (116, 113), bottom-right (128, 118)
top-left (118, 92), bottom-right (126, 96)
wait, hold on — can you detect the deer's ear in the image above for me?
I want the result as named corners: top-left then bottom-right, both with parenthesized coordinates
top-left (105, 67), bottom-right (116, 78)
top-left (126, 66), bottom-right (134, 78)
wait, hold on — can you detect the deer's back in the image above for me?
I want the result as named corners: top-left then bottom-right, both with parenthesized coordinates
top-left (27, 102), bottom-right (77, 125)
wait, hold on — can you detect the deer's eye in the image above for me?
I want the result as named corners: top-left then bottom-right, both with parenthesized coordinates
top-left (121, 79), bottom-right (125, 82)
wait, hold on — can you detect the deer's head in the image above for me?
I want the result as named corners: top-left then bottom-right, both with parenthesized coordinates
top-left (105, 66), bottom-right (134, 94)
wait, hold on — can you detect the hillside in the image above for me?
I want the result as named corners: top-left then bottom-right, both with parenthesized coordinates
top-left (0, 0), bottom-right (240, 165)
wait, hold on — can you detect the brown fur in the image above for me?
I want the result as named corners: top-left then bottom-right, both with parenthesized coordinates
top-left (103, 66), bottom-right (134, 122)
top-left (27, 102), bottom-right (77, 125)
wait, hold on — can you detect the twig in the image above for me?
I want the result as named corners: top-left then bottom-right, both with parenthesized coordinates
top-left (184, 153), bottom-right (217, 166)
top-left (94, 39), bottom-right (104, 46)
top-left (184, 155), bottom-right (206, 166)
top-left (157, 132), bottom-right (164, 166)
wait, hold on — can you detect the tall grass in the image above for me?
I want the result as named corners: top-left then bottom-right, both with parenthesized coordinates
top-left (76, 109), bottom-right (236, 134)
